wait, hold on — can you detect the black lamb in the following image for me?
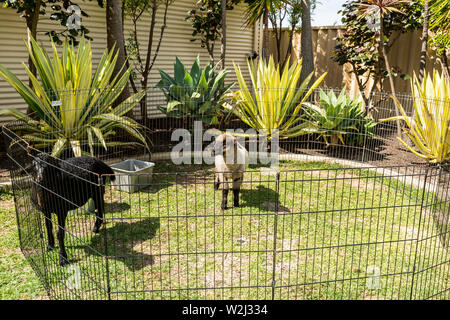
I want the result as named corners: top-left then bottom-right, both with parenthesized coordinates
top-left (29, 153), bottom-right (116, 266)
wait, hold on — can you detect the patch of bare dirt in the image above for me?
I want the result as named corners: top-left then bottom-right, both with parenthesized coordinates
top-left (0, 197), bottom-right (14, 211)
top-left (337, 172), bottom-right (381, 191)
top-left (362, 294), bottom-right (385, 300)
top-left (307, 170), bottom-right (380, 191)
top-left (32, 294), bottom-right (50, 300)
top-left (261, 201), bottom-right (291, 213)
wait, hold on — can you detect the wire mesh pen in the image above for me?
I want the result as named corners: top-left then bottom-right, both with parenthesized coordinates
top-left (2, 87), bottom-right (449, 300)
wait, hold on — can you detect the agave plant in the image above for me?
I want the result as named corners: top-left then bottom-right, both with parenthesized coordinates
top-left (156, 56), bottom-right (233, 125)
top-left (382, 71), bottom-right (450, 164)
top-left (231, 55), bottom-right (326, 141)
top-left (304, 88), bottom-right (377, 146)
top-left (0, 36), bottom-right (149, 157)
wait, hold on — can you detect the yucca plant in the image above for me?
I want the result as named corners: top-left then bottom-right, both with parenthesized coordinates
top-left (156, 56), bottom-right (233, 125)
top-left (304, 88), bottom-right (377, 146)
top-left (231, 55), bottom-right (326, 140)
top-left (382, 71), bottom-right (450, 163)
top-left (0, 36), bottom-right (149, 157)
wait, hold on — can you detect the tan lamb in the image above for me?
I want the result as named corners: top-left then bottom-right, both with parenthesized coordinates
top-left (212, 133), bottom-right (249, 210)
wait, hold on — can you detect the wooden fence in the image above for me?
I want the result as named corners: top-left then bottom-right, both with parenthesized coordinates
top-left (268, 26), bottom-right (446, 96)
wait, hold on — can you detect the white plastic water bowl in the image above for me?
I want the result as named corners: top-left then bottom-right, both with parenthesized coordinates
top-left (110, 159), bottom-right (155, 193)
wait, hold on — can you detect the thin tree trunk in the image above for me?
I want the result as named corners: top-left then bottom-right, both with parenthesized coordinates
top-left (380, 13), bottom-right (401, 137)
top-left (277, 16), bottom-right (283, 64)
top-left (125, 45), bottom-right (139, 94)
top-left (350, 62), bottom-right (371, 113)
top-left (418, 0), bottom-right (430, 83)
top-left (439, 53), bottom-right (450, 78)
top-left (283, 25), bottom-right (296, 70)
top-left (106, 0), bottom-right (130, 108)
top-left (221, 0), bottom-right (226, 70)
top-left (263, 9), bottom-right (269, 60)
top-left (300, 0), bottom-right (314, 85)
top-left (147, 0), bottom-right (169, 72)
top-left (139, 0), bottom-right (158, 124)
top-left (206, 41), bottom-right (215, 66)
top-left (272, 16), bottom-right (281, 64)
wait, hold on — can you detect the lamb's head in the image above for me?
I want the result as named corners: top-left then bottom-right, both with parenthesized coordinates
top-left (32, 153), bottom-right (60, 183)
top-left (213, 133), bottom-right (239, 162)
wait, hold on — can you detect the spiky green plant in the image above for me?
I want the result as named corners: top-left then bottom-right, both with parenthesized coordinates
top-left (304, 88), bottom-right (377, 146)
top-left (429, 0), bottom-right (450, 32)
top-left (382, 71), bottom-right (450, 163)
top-left (0, 36), bottom-right (149, 157)
top-left (231, 55), bottom-right (326, 141)
top-left (156, 56), bottom-right (233, 125)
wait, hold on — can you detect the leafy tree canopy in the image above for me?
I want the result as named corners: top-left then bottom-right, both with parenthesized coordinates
top-left (0, 0), bottom-right (93, 45)
top-left (332, 0), bottom-right (422, 87)
top-left (186, 0), bottom-right (240, 63)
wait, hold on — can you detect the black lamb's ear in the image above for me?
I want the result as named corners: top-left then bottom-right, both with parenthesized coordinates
top-left (20, 163), bottom-right (34, 177)
top-left (49, 156), bottom-right (60, 168)
top-left (41, 153), bottom-right (59, 168)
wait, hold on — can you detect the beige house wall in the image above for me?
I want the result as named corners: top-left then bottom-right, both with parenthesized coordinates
top-left (0, 1), bottom-right (260, 120)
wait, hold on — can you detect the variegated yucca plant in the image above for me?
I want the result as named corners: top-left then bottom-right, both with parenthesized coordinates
top-left (383, 71), bottom-right (450, 164)
top-left (231, 56), bottom-right (326, 141)
top-left (0, 36), bottom-right (149, 157)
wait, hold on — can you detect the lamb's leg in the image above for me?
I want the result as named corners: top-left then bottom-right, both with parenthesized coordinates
top-left (92, 189), bottom-right (105, 234)
top-left (215, 172), bottom-right (225, 191)
top-left (233, 189), bottom-right (240, 208)
top-left (56, 212), bottom-right (69, 266)
top-left (44, 212), bottom-right (54, 251)
top-left (214, 174), bottom-right (220, 191)
top-left (221, 188), bottom-right (229, 210)
top-left (233, 177), bottom-right (243, 207)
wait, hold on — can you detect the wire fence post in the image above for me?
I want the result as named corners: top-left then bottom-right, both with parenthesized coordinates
top-left (435, 164), bottom-right (448, 248)
top-left (271, 171), bottom-right (281, 300)
top-left (99, 175), bottom-right (112, 300)
top-left (410, 167), bottom-right (429, 300)
top-left (2, 87), bottom-right (449, 300)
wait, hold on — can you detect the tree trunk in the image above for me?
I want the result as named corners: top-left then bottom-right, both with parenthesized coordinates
top-left (418, 0), bottom-right (430, 83)
top-left (380, 14), bottom-right (401, 137)
top-left (300, 0), bottom-right (314, 85)
top-left (221, 0), bottom-right (227, 70)
top-left (350, 62), bottom-right (371, 114)
top-left (282, 25), bottom-right (296, 70)
top-left (139, 0), bottom-right (159, 125)
top-left (106, 0), bottom-right (130, 108)
top-left (271, 14), bottom-right (281, 64)
top-left (25, 0), bottom-right (41, 115)
top-left (438, 52), bottom-right (450, 78)
top-left (263, 9), bottom-right (269, 60)
top-left (206, 43), bottom-right (215, 67)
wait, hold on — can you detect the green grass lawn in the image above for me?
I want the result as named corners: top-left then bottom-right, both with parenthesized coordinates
top-left (1, 161), bottom-right (448, 300)
top-left (0, 187), bottom-right (47, 299)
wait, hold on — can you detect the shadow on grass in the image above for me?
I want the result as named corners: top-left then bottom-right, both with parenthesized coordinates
top-left (89, 217), bottom-right (160, 270)
top-left (240, 185), bottom-right (290, 213)
top-left (104, 202), bottom-right (131, 213)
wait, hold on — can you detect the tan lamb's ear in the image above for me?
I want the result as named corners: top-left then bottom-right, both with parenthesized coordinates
top-left (208, 129), bottom-right (222, 139)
